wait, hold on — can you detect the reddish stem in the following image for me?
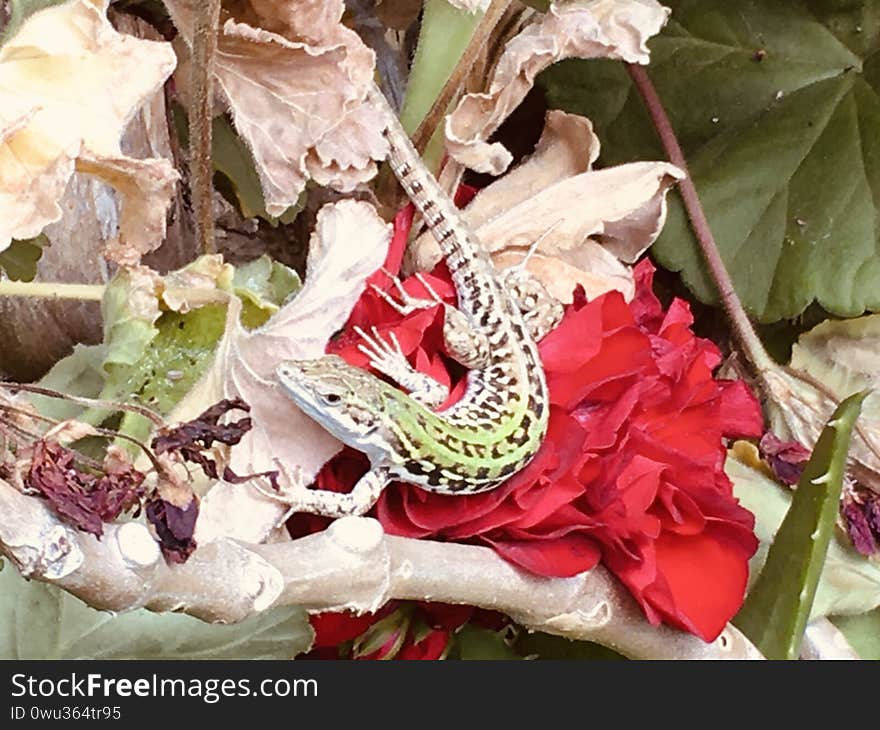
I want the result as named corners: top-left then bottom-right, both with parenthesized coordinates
top-left (626, 63), bottom-right (773, 373)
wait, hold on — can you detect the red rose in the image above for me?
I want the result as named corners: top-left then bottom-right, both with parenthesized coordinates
top-left (291, 203), bottom-right (764, 644)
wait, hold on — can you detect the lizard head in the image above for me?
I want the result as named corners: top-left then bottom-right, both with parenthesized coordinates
top-left (276, 355), bottom-right (392, 454)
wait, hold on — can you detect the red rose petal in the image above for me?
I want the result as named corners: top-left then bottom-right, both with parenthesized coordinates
top-left (485, 532), bottom-right (602, 578)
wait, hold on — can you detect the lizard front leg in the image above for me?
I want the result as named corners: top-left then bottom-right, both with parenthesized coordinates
top-left (355, 325), bottom-right (449, 408)
top-left (268, 464), bottom-right (391, 519)
top-left (372, 270), bottom-right (491, 370)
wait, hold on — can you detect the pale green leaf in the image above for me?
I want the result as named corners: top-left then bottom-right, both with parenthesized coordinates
top-left (0, 563), bottom-right (314, 659)
top-left (831, 608), bottom-right (880, 659)
top-left (232, 254), bottom-right (302, 328)
top-left (31, 343), bottom-right (106, 421)
top-left (729, 454), bottom-right (880, 618)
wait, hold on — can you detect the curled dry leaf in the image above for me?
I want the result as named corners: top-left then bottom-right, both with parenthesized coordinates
top-left (758, 431), bottom-right (811, 486)
top-left (0, 0), bottom-right (178, 262)
top-left (42, 420), bottom-right (100, 447)
top-left (411, 110), bottom-right (684, 302)
top-left (445, 0), bottom-right (669, 174)
top-left (145, 494), bottom-right (199, 564)
top-left (165, 0), bottom-right (388, 217)
top-left (168, 200), bottom-right (390, 544)
top-left (761, 315), bottom-right (880, 497)
top-left (152, 398), bottom-right (253, 482)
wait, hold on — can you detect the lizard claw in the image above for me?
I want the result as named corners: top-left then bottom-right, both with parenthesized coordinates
top-left (249, 460), bottom-right (313, 526)
top-left (355, 325), bottom-right (410, 378)
top-left (370, 269), bottom-right (441, 316)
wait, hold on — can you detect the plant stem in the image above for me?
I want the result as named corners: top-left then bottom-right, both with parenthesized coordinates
top-left (0, 280), bottom-right (104, 300)
top-left (399, 0), bottom-right (484, 171)
top-left (191, 0), bottom-right (221, 255)
top-left (0, 382), bottom-right (165, 429)
top-left (410, 0), bottom-right (512, 156)
top-left (626, 63), bottom-right (774, 374)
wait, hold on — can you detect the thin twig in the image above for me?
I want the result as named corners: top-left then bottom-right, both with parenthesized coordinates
top-left (0, 419), bottom-right (107, 473)
top-left (410, 0), bottom-right (512, 155)
top-left (626, 63), bottom-right (774, 374)
top-left (0, 383), bottom-right (165, 429)
top-left (191, 0), bottom-right (221, 254)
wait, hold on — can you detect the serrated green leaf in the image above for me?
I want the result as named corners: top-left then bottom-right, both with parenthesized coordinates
top-left (539, 0), bottom-right (880, 322)
top-left (0, 236), bottom-right (46, 281)
top-left (512, 631), bottom-right (625, 660)
top-left (733, 391), bottom-right (867, 659)
top-left (449, 624), bottom-right (523, 660)
top-left (831, 608), bottom-right (880, 659)
top-left (0, 564), bottom-right (314, 659)
top-left (1, 0), bottom-right (67, 45)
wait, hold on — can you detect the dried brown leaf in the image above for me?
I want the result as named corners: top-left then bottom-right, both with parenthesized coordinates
top-left (412, 110), bottom-right (683, 301)
top-left (145, 492), bottom-right (198, 563)
top-left (445, 0), bottom-right (670, 174)
top-left (0, 0), bottom-right (177, 260)
top-left (43, 420), bottom-right (100, 446)
top-left (165, 0), bottom-right (388, 216)
top-left (75, 154), bottom-right (179, 267)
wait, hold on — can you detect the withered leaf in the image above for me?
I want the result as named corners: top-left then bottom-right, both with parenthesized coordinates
top-left (152, 398), bottom-right (252, 480)
top-left (759, 431), bottom-right (811, 487)
top-left (0, 0), bottom-right (178, 262)
top-left (412, 110), bottom-right (683, 302)
top-left (145, 494), bottom-right (199, 564)
top-left (445, 0), bottom-right (670, 174)
top-left (27, 440), bottom-right (145, 537)
top-left (165, 0), bottom-right (387, 216)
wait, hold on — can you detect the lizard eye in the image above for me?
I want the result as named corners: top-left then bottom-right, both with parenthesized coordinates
top-left (324, 393), bottom-right (342, 404)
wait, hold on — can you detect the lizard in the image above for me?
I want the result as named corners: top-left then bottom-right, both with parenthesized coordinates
top-left (273, 85), bottom-right (563, 518)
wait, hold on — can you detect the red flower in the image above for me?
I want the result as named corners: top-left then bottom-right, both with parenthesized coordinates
top-left (291, 206), bottom-right (764, 644)
top-left (305, 602), bottom-right (481, 660)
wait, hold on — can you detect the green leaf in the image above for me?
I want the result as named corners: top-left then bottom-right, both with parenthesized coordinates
top-left (0, 563), bottom-right (314, 659)
top-left (539, 0), bottom-right (880, 322)
top-left (1, 0), bottom-right (67, 45)
top-left (26, 254), bottom-right (298, 447)
top-left (728, 451), bottom-right (880, 618)
top-left (733, 391), bottom-right (867, 659)
top-left (0, 236), bottom-right (46, 281)
top-left (831, 608), bottom-right (880, 659)
top-left (512, 631), bottom-right (626, 660)
top-left (233, 254), bottom-right (302, 328)
top-left (450, 624), bottom-right (523, 660)
top-left (31, 344), bottom-right (106, 422)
